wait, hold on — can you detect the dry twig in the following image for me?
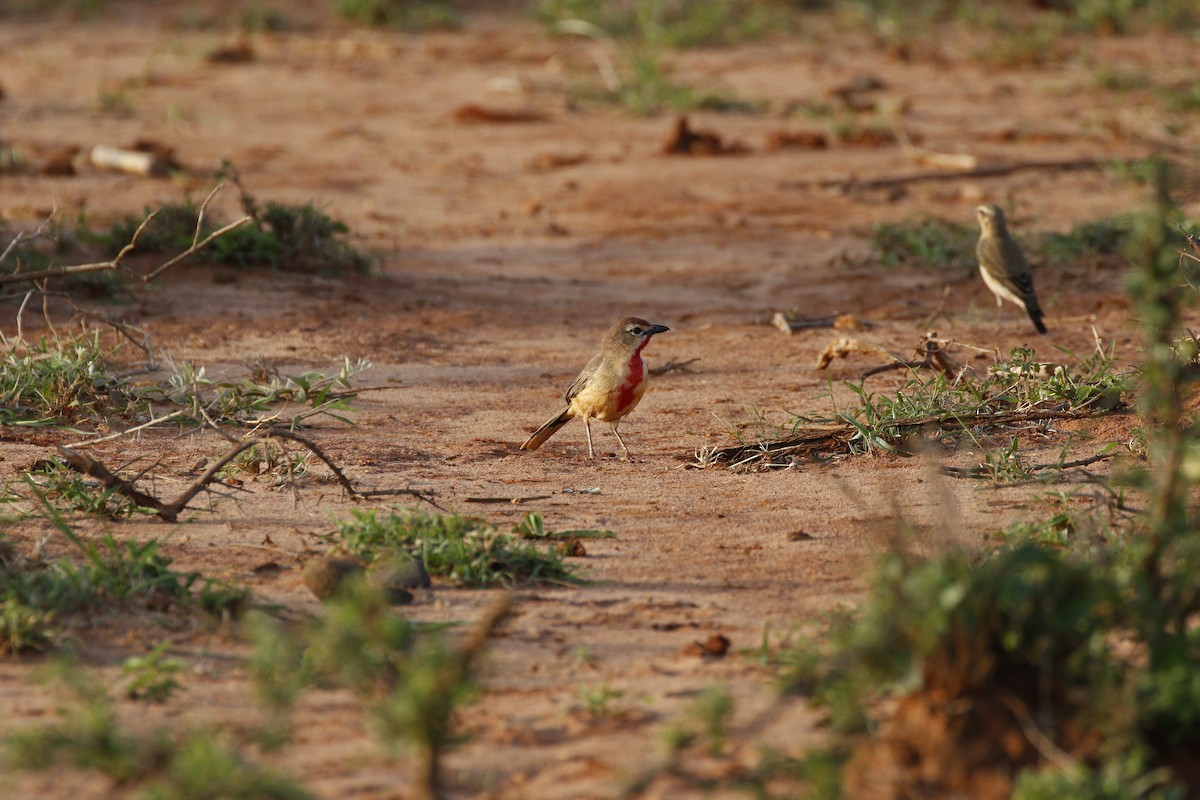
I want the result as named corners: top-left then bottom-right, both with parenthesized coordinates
top-left (0, 184), bottom-right (251, 288)
top-left (860, 331), bottom-right (970, 380)
top-left (649, 357), bottom-right (699, 376)
top-left (56, 429), bottom-right (360, 523)
top-left (783, 157), bottom-right (1104, 194)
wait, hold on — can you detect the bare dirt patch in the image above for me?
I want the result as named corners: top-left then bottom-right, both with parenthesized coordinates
top-left (1, 3), bottom-right (1196, 798)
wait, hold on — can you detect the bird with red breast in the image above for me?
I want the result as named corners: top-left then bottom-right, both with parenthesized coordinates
top-left (520, 317), bottom-right (670, 459)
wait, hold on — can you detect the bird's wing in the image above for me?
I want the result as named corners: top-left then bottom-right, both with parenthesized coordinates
top-left (565, 352), bottom-right (604, 402)
top-left (999, 236), bottom-right (1039, 304)
top-left (978, 234), bottom-right (1036, 300)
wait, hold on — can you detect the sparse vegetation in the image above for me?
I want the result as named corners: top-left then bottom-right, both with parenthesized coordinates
top-left (544, 1), bottom-right (762, 115)
top-left (102, 197), bottom-right (371, 275)
top-left (0, 334), bottom-right (122, 427)
top-left (871, 216), bottom-right (977, 271)
top-left (841, 345), bottom-right (1130, 455)
top-left (334, 0), bottom-right (459, 30)
top-left (769, 162), bottom-right (1200, 798)
top-left (249, 586), bottom-right (510, 800)
top-left (1, 331), bottom-right (367, 432)
top-left (536, 0), bottom-right (792, 49)
top-left (121, 643), bottom-right (185, 703)
top-left (26, 458), bottom-right (157, 518)
top-left (334, 508), bottom-right (589, 587)
top-left (7, 664), bottom-right (312, 800)
top-left (0, 497), bottom-right (247, 654)
top-left (1041, 215), bottom-right (1133, 266)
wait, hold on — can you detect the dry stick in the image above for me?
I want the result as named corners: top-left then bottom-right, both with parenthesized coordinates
top-left (55, 446), bottom-right (169, 516)
top-left (0, 196), bottom-right (253, 288)
top-left (0, 210), bottom-right (160, 287)
top-left (772, 312), bottom-right (841, 334)
top-left (649, 357), bottom-right (700, 376)
top-left (65, 409), bottom-right (190, 450)
top-left (167, 430), bottom-right (360, 520)
top-left (465, 495), bottom-right (554, 504)
top-left (57, 429), bottom-right (360, 523)
top-left (709, 407), bottom-right (1099, 465)
top-left (0, 206), bottom-right (57, 266)
top-left (33, 289), bottom-right (157, 363)
top-left (784, 156), bottom-right (1104, 193)
top-left (940, 451), bottom-right (1115, 480)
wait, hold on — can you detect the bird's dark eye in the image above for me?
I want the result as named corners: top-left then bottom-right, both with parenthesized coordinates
top-left (631, 327), bottom-right (644, 335)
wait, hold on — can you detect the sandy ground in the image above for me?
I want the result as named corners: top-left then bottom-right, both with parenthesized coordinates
top-left (1, 2), bottom-right (1196, 797)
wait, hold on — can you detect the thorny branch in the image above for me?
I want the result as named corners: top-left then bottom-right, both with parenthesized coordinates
top-left (0, 184), bottom-right (251, 287)
top-left (56, 429), bottom-right (361, 523)
top-left (860, 331), bottom-right (969, 381)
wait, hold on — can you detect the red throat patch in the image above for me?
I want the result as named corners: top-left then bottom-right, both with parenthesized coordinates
top-left (615, 341), bottom-right (650, 413)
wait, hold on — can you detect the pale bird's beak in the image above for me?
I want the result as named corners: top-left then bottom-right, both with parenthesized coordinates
top-left (646, 324), bottom-right (670, 336)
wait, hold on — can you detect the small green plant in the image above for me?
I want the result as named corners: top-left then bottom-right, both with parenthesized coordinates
top-left (577, 683), bottom-right (624, 716)
top-left (871, 216), bottom-right (977, 271)
top-left (0, 333), bottom-right (123, 427)
top-left (222, 442), bottom-right (311, 483)
top-left (121, 642), bottom-right (184, 702)
top-left (239, 2), bottom-right (289, 31)
top-left (335, 508), bottom-right (583, 587)
top-left (513, 511), bottom-right (615, 541)
top-left (839, 345), bottom-right (1131, 456)
top-left (333, 0), bottom-right (458, 30)
top-left (537, 0), bottom-right (791, 48)
top-left (96, 81), bottom-right (137, 117)
top-left (1, 331), bottom-right (367, 433)
top-left (1038, 214), bottom-right (1134, 267)
top-left (102, 197), bottom-right (371, 274)
top-left (1093, 64), bottom-right (1151, 92)
top-left (1161, 81), bottom-right (1200, 113)
top-left (26, 459), bottom-right (156, 518)
top-left (0, 492), bottom-right (248, 652)
top-left (975, 435), bottom-right (1031, 482)
top-left (7, 663), bottom-right (311, 799)
top-left (249, 584), bottom-right (509, 800)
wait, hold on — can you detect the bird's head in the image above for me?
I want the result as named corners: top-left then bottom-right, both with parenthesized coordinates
top-left (607, 317), bottom-right (670, 354)
top-left (975, 203), bottom-right (1008, 235)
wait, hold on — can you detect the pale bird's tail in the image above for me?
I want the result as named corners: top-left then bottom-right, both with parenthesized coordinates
top-left (520, 408), bottom-right (573, 451)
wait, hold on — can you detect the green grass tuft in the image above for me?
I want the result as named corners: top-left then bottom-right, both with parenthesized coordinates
top-left (334, 508), bottom-right (590, 587)
top-left (871, 216), bottom-right (977, 271)
top-left (333, 0), bottom-right (458, 30)
top-left (102, 198), bottom-right (371, 274)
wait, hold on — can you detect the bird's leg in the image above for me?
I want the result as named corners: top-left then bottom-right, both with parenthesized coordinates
top-left (994, 297), bottom-right (1003, 335)
top-left (584, 416), bottom-right (596, 459)
top-left (611, 422), bottom-right (632, 461)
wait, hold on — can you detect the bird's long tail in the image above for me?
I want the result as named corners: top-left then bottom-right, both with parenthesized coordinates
top-left (520, 408), bottom-right (573, 451)
top-left (1026, 303), bottom-right (1047, 335)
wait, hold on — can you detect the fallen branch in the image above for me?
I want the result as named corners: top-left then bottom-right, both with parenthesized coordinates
top-left (465, 495), bottom-right (554, 505)
top-left (701, 407), bottom-right (1102, 469)
top-left (773, 311), bottom-right (840, 334)
top-left (860, 331), bottom-right (970, 380)
top-left (940, 451), bottom-right (1115, 480)
top-left (783, 157), bottom-right (1104, 194)
top-left (56, 429), bottom-right (359, 523)
top-left (54, 446), bottom-right (168, 515)
top-left (649, 357), bottom-right (699, 376)
top-left (0, 184), bottom-right (251, 287)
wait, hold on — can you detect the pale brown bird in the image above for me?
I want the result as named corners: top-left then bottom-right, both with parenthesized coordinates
top-left (975, 203), bottom-right (1047, 335)
top-left (520, 317), bottom-right (670, 459)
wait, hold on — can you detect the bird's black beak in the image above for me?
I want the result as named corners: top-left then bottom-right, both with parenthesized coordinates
top-left (646, 324), bottom-right (670, 336)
